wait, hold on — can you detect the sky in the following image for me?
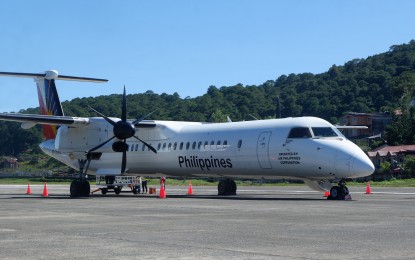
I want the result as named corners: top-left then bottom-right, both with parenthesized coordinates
top-left (0, 0), bottom-right (414, 112)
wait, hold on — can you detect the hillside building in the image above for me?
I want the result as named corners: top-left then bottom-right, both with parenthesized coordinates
top-left (339, 112), bottom-right (392, 139)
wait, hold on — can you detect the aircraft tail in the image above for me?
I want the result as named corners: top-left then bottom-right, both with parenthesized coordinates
top-left (0, 70), bottom-right (107, 140)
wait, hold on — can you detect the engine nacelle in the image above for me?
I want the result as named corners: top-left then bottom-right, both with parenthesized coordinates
top-left (304, 179), bottom-right (333, 192)
top-left (55, 118), bottom-right (110, 152)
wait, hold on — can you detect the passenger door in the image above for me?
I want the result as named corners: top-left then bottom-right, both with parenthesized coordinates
top-left (257, 131), bottom-right (272, 169)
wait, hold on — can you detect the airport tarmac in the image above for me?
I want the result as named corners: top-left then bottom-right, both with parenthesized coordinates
top-left (0, 184), bottom-right (414, 260)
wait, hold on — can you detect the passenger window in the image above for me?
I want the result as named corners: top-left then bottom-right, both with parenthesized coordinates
top-left (180, 142), bottom-right (184, 150)
top-left (135, 144), bottom-right (139, 151)
top-left (192, 142), bottom-right (196, 149)
top-left (130, 144), bottom-right (134, 151)
top-left (173, 142), bottom-right (177, 150)
top-left (223, 140), bottom-right (228, 146)
top-left (217, 140), bottom-right (221, 148)
top-left (204, 141), bottom-right (208, 148)
top-left (142, 144), bottom-right (145, 151)
top-left (238, 139), bottom-right (242, 148)
top-left (288, 127), bottom-right (312, 138)
top-left (198, 141), bottom-right (202, 149)
top-left (168, 143), bottom-right (172, 150)
top-left (162, 143), bottom-right (167, 150)
top-left (157, 143), bottom-right (161, 150)
top-left (186, 142), bottom-right (190, 150)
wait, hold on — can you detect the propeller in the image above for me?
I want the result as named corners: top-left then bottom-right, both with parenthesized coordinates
top-left (87, 86), bottom-right (157, 173)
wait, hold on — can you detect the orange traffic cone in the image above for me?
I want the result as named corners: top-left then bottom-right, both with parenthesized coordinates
top-left (159, 185), bottom-right (166, 199)
top-left (365, 181), bottom-right (372, 194)
top-left (187, 181), bottom-right (193, 195)
top-left (26, 182), bottom-right (32, 195)
top-left (42, 182), bottom-right (49, 197)
top-left (323, 191), bottom-right (330, 197)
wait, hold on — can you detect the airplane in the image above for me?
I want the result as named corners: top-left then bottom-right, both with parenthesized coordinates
top-left (0, 70), bottom-right (375, 200)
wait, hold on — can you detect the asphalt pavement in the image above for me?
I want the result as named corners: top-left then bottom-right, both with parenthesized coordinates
top-left (0, 184), bottom-right (414, 259)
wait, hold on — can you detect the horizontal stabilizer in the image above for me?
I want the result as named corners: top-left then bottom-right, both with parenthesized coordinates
top-left (0, 71), bottom-right (108, 83)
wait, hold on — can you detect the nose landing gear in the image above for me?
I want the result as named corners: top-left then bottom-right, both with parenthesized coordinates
top-left (70, 159), bottom-right (92, 197)
top-left (327, 179), bottom-right (351, 200)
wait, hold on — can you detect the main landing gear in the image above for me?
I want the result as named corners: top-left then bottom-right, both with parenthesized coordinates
top-left (70, 159), bottom-right (91, 197)
top-left (327, 179), bottom-right (351, 200)
top-left (218, 179), bottom-right (237, 195)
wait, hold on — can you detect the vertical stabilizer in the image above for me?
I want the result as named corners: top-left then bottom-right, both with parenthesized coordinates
top-left (35, 70), bottom-right (64, 139)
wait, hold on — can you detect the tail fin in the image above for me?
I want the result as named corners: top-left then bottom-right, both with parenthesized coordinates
top-left (0, 70), bottom-right (107, 140)
top-left (35, 71), bottom-right (64, 139)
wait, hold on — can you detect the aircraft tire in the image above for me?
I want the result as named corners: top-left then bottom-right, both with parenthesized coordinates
top-left (229, 180), bottom-right (237, 195)
top-left (329, 186), bottom-right (345, 200)
top-left (81, 181), bottom-right (90, 197)
top-left (101, 188), bottom-right (108, 195)
top-left (114, 187), bottom-right (122, 195)
top-left (218, 180), bottom-right (227, 195)
top-left (218, 180), bottom-right (237, 195)
top-left (70, 180), bottom-right (81, 197)
top-left (343, 186), bottom-right (349, 195)
top-left (70, 180), bottom-right (90, 197)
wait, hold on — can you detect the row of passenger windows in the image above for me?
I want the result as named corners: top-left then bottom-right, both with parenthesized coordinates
top-left (129, 140), bottom-right (243, 152)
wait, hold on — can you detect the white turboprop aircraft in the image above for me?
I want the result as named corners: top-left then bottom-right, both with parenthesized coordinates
top-left (0, 70), bottom-right (374, 199)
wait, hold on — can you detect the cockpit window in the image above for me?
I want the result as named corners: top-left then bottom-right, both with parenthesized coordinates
top-left (287, 127), bottom-right (312, 138)
top-left (312, 127), bottom-right (338, 138)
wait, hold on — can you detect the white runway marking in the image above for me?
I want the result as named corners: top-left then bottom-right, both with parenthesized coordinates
top-left (367, 191), bottom-right (415, 195)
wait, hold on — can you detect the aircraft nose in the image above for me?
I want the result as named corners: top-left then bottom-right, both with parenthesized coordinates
top-left (333, 140), bottom-right (375, 178)
top-left (352, 155), bottom-right (375, 177)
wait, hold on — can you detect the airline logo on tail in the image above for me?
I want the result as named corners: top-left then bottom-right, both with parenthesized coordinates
top-left (36, 76), bottom-right (64, 140)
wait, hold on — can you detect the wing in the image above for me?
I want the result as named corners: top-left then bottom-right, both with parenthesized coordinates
top-left (0, 113), bottom-right (89, 126)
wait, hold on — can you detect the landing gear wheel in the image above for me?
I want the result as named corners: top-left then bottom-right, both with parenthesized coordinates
top-left (218, 180), bottom-right (227, 195)
top-left (114, 187), bottom-right (122, 195)
top-left (81, 181), bottom-right (90, 197)
top-left (101, 188), bottom-right (108, 195)
top-left (217, 179), bottom-right (237, 195)
top-left (70, 180), bottom-right (81, 197)
top-left (229, 180), bottom-right (237, 195)
top-left (328, 186), bottom-right (345, 200)
top-left (70, 180), bottom-right (90, 197)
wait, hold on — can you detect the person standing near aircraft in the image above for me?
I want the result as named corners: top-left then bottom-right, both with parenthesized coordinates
top-left (141, 177), bottom-right (148, 194)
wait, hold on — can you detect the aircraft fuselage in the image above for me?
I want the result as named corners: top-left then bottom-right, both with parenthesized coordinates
top-left (41, 116), bottom-right (374, 181)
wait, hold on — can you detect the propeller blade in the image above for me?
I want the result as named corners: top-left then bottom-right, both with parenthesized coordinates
top-left (87, 136), bottom-right (116, 153)
top-left (89, 106), bottom-right (117, 126)
top-left (132, 109), bottom-right (158, 125)
top-left (121, 139), bottom-right (127, 173)
top-left (121, 86), bottom-right (127, 122)
top-left (133, 135), bottom-right (157, 153)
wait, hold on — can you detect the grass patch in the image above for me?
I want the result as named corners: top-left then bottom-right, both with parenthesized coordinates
top-left (0, 178), bottom-right (72, 185)
top-left (367, 178), bottom-right (415, 187)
